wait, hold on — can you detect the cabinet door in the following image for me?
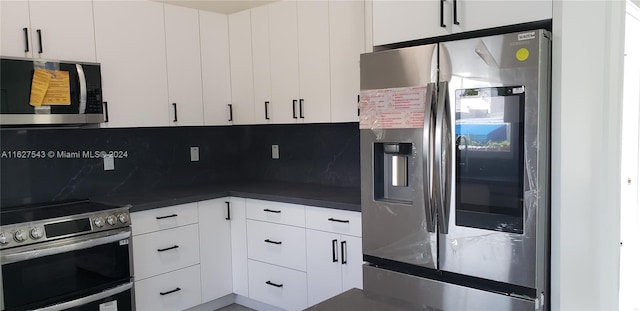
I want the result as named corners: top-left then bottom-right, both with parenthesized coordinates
top-left (341, 235), bottom-right (363, 291)
top-left (94, 1), bottom-right (169, 127)
top-left (329, 0), bottom-right (365, 123)
top-left (229, 197), bottom-right (249, 296)
top-left (200, 10), bottom-right (232, 126)
top-left (269, 0), bottom-right (299, 124)
top-left (28, 0), bottom-right (96, 62)
top-left (297, 0), bottom-right (331, 124)
top-left (372, 0), bottom-right (449, 46)
top-left (452, 0), bottom-right (552, 33)
top-left (251, 5), bottom-right (272, 125)
top-left (228, 10), bottom-right (255, 125)
top-left (135, 265), bottom-right (202, 311)
top-left (0, 1), bottom-right (32, 58)
top-left (164, 4), bottom-right (204, 126)
top-left (198, 199), bottom-right (232, 302)
top-left (306, 230), bottom-right (342, 307)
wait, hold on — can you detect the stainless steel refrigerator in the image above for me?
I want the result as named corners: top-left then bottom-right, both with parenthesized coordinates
top-left (360, 29), bottom-right (550, 310)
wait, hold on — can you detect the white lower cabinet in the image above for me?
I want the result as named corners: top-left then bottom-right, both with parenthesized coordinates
top-left (198, 199), bottom-right (233, 302)
top-left (248, 260), bottom-right (308, 311)
top-left (134, 264), bottom-right (202, 311)
top-left (247, 219), bottom-right (307, 272)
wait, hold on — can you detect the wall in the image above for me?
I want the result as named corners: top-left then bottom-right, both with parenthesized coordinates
top-left (0, 123), bottom-right (360, 208)
top-left (551, 1), bottom-right (625, 310)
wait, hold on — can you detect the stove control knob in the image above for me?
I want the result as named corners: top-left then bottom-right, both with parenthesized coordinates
top-left (107, 215), bottom-right (117, 226)
top-left (117, 214), bottom-right (129, 224)
top-left (14, 230), bottom-right (27, 242)
top-left (0, 232), bottom-right (9, 245)
top-left (30, 227), bottom-right (44, 240)
top-left (94, 217), bottom-right (105, 228)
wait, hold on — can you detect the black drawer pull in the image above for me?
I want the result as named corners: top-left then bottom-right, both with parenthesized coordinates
top-left (263, 209), bottom-right (281, 214)
top-left (225, 201), bottom-right (231, 220)
top-left (299, 98), bottom-right (304, 119)
top-left (264, 239), bottom-right (282, 245)
top-left (172, 103), bottom-right (178, 122)
top-left (266, 281), bottom-right (283, 288)
top-left (103, 101), bottom-right (109, 122)
top-left (292, 99), bottom-right (298, 119)
top-left (157, 245), bottom-right (179, 252)
top-left (228, 104), bottom-right (233, 122)
top-left (159, 287), bottom-right (181, 296)
top-left (440, 0), bottom-right (446, 28)
top-left (36, 29), bottom-right (43, 54)
top-left (156, 214), bottom-right (178, 220)
top-left (332, 239), bottom-right (338, 262)
top-left (265, 101), bottom-right (270, 120)
top-left (341, 241), bottom-right (347, 264)
top-left (23, 28), bottom-right (29, 52)
top-left (328, 218), bottom-right (349, 223)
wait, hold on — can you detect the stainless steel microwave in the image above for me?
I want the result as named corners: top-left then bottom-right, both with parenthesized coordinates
top-left (0, 57), bottom-right (105, 126)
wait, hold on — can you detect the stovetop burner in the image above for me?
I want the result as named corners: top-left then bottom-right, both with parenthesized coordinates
top-left (1, 199), bottom-right (123, 226)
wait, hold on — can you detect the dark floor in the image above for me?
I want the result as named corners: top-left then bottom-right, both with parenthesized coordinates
top-left (215, 304), bottom-right (255, 311)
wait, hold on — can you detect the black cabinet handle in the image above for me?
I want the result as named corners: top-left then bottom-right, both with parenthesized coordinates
top-left (299, 99), bottom-right (304, 119)
top-left (265, 101), bottom-right (270, 120)
top-left (263, 208), bottom-right (281, 214)
top-left (440, 0), bottom-right (446, 28)
top-left (266, 281), bottom-right (283, 288)
top-left (264, 239), bottom-right (282, 245)
top-left (23, 28), bottom-right (29, 52)
top-left (156, 214), bottom-right (178, 220)
top-left (157, 245), bottom-right (179, 252)
top-left (453, 0), bottom-right (459, 25)
top-left (341, 241), bottom-right (347, 264)
top-left (159, 287), bottom-right (181, 296)
top-left (332, 239), bottom-right (338, 263)
top-left (103, 101), bottom-right (109, 122)
top-left (328, 218), bottom-right (349, 223)
top-left (36, 29), bottom-right (43, 54)
top-left (225, 201), bottom-right (231, 220)
top-left (292, 99), bottom-right (298, 119)
top-left (228, 104), bottom-right (233, 122)
top-left (172, 103), bottom-right (178, 122)
top-left (357, 95), bottom-right (360, 117)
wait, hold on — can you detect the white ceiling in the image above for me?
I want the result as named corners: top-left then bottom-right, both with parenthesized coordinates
top-left (157, 0), bottom-right (276, 14)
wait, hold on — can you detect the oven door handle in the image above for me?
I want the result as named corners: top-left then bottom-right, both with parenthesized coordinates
top-left (32, 281), bottom-right (133, 311)
top-left (0, 229), bottom-right (131, 264)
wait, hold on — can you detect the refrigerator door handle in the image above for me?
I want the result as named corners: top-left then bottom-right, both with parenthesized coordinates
top-left (434, 81), bottom-right (452, 234)
top-left (422, 82), bottom-right (437, 233)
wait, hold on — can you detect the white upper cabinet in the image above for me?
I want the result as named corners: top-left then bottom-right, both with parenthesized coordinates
top-left (164, 4), bottom-right (204, 126)
top-left (1, 0), bottom-right (96, 62)
top-left (94, 0), bottom-right (169, 127)
top-left (372, 0), bottom-right (552, 46)
top-left (297, 0), bottom-right (331, 124)
top-left (229, 10), bottom-right (256, 125)
top-left (251, 5), bottom-right (272, 125)
top-left (268, 0), bottom-right (300, 124)
top-left (329, 0), bottom-right (365, 123)
top-left (200, 10), bottom-right (233, 126)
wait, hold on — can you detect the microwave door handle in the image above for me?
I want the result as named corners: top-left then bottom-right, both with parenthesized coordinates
top-left (434, 81), bottom-right (452, 234)
top-left (0, 229), bottom-right (130, 264)
top-left (76, 64), bottom-right (87, 114)
top-left (423, 83), bottom-right (437, 233)
top-left (33, 281), bottom-right (133, 311)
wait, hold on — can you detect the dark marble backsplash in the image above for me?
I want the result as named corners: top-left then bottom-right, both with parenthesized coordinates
top-left (0, 123), bottom-right (360, 207)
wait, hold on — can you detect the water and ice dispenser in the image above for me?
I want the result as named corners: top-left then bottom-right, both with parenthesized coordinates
top-left (373, 142), bottom-right (414, 203)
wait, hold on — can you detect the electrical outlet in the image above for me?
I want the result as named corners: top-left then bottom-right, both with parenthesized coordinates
top-left (103, 154), bottom-right (115, 171)
top-left (190, 147), bottom-right (199, 162)
top-left (271, 145), bottom-right (279, 159)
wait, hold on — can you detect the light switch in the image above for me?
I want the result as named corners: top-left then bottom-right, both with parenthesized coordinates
top-left (271, 145), bottom-right (279, 159)
top-left (103, 154), bottom-right (115, 171)
top-left (190, 147), bottom-right (199, 162)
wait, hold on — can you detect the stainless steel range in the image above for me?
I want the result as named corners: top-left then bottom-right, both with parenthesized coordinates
top-left (0, 200), bottom-right (133, 311)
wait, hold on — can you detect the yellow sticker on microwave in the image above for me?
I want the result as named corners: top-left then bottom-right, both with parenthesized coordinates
top-left (516, 48), bottom-right (530, 61)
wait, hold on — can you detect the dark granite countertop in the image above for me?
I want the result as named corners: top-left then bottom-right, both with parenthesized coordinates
top-left (93, 181), bottom-right (361, 213)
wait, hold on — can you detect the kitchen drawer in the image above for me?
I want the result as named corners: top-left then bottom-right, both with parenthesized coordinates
top-left (245, 199), bottom-right (306, 227)
top-left (247, 220), bottom-right (306, 271)
top-left (248, 260), bottom-right (307, 311)
top-left (135, 264), bottom-right (202, 311)
top-left (305, 207), bottom-right (362, 237)
top-left (133, 223), bottom-right (200, 280)
top-left (131, 203), bottom-right (199, 236)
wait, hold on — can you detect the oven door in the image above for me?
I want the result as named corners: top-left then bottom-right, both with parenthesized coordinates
top-left (0, 228), bottom-right (132, 311)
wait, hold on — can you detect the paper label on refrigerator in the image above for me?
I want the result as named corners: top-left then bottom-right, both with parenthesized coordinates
top-left (517, 32), bottom-right (536, 41)
top-left (359, 86), bottom-right (427, 129)
top-left (99, 300), bottom-right (117, 311)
